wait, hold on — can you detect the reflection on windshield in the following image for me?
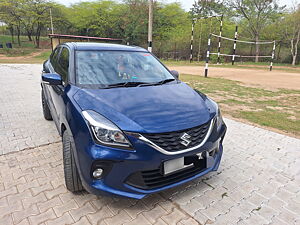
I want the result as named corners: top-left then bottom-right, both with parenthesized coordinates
top-left (76, 51), bottom-right (174, 86)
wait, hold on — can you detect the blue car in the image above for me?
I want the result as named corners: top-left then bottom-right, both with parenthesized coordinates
top-left (41, 42), bottom-right (226, 199)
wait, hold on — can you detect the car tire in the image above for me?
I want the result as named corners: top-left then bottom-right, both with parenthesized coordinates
top-left (63, 131), bottom-right (84, 193)
top-left (41, 90), bottom-right (53, 120)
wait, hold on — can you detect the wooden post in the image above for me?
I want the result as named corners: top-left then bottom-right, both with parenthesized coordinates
top-left (204, 34), bottom-right (211, 77)
top-left (148, 0), bottom-right (153, 52)
top-left (217, 15), bottom-right (223, 64)
top-left (232, 26), bottom-right (238, 65)
top-left (190, 19), bottom-right (196, 63)
top-left (270, 41), bottom-right (276, 71)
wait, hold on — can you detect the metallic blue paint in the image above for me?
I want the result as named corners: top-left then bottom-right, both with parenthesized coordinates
top-left (42, 73), bottom-right (62, 85)
top-left (41, 43), bottom-right (226, 199)
top-left (73, 82), bottom-right (213, 133)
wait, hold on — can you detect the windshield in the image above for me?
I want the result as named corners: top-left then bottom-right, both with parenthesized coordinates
top-left (75, 50), bottom-right (175, 87)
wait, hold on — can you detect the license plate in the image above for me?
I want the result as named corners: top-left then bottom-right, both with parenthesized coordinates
top-left (164, 157), bottom-right (185, 175)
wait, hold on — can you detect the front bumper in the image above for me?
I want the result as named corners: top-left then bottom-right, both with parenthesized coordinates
top-left (76, 123), bottom-right (227, 199)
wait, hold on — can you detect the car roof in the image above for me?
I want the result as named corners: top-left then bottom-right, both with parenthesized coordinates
top-left (64, 42), bottom-right (147, 52)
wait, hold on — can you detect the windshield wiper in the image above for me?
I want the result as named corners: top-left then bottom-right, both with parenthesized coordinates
top-left (104, 82), bottom-right (149, 88)
top-left (138, 78), bottom-right (176, 87)
top-left (103, 79), bottom-right (176, 89)
top-left (158, 78), bottom-right (176, 85)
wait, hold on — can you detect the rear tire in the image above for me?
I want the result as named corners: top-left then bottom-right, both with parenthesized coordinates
top-left (63, 131), bottom-right (83, 193)
top-left (41, 90), bottom-right (52, 120)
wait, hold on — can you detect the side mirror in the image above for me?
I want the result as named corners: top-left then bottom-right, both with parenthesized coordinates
top-left (42, 73), bottom-right (62, 85)
top-left (170, 70), bottom-right (179, 79)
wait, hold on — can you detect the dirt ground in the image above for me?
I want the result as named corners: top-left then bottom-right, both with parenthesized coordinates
top-left (170, 66), bottom-right (300, 90)
top-left (0, 49), bottom-right (48, 59)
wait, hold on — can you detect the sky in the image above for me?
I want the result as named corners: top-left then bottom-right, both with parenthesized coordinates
top-left (55, 0), bottom-right (296, 11)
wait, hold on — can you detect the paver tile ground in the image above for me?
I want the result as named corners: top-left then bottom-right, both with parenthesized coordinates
top-left (0, 64), bottom-right (299, 224)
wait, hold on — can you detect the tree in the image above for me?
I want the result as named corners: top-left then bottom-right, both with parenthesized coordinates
top-left (0, 0), bottom-right (24, 46)
top-left (49, 4), bottom-right (73, 35)
top-left (153, 2), bottom-right (190, 55)
top-left (192, 0), bottom-right (226, 16)
top-left (66, 2), bottom-right (99, 36)
top-left (0, 0), bottom-right (54, 47)
top-left (227, 0), bottom-right (284, 62)
top-left (155, 3), bottom-right (189, 40)
top-left (121, 0), bottom-right (149, 45)
top-left (28, 0), bottom-right (53, 48)
top-left (284, 7), bottom-right (300, 65)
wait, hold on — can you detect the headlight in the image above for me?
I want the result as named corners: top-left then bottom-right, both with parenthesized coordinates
top-left (207, 97), bottom-right (223, 131)
top-left (216, 108), bottom-right (223, 131)
top-left (82, 110), bottom-right (132, 148)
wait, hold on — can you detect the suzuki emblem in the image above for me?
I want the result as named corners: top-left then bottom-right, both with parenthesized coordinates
top-left (180, 133), bottom-right (191, 147)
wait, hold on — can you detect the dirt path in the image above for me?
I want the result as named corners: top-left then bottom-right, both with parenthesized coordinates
top-left (0, 49), bottom-right (48, 59)
top-left (170, 66), bottom-right (300, 90)
top-left (238, 64), bottom-right (300, 70)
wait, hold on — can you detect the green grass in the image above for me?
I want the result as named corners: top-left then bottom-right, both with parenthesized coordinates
top-left (34, 50), bottom-right (51, 60)
top-left (0, 35), bottom-right (35, 48)
top-left (238, 110), bottom-right (300, 134)
top-left (0, 35), bottom-right (49, 48)
top-left (0, 35), bottom-right (50, 59)
top-left (162, 60), bottom-right (204, 66)
top-left (219, 99), bottom-right (246, 105)
top-left (181, 74), bottom-right (300, 136)
top-left (0, 58), bottom-right (44, 64)
top-left (252, 206), bottom-right (262, 212)
top-left (221, 192), bottom-right (228, 198)
top-left (0, 48), bottom-right (36, 57)
top-left (0, 35), bottom-right (51, 63)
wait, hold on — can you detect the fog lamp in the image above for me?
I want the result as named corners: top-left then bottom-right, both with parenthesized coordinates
top-left (92, 168), bottom-right (103, 179)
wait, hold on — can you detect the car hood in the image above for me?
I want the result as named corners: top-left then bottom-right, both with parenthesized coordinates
top-left (73, 82), bottom-right (215, 133)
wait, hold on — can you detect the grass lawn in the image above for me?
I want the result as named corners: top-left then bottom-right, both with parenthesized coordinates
top-left (0, 57), bottom-right (46, 64)
top-left (181, 74), bottom-right (300, 137)
top-left (0, 35), bottom-right (35, 48)
top-left (0, 48), bottom-right (36, 57)
top-left (33, 50), bottom-right (52, 60)
top-left (0, 35), bottom-right (50, 59)
top-left (0, 49), bottom-right (51, 63)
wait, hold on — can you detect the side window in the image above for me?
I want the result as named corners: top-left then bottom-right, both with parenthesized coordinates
top-left (50, 47), bottom-right (60, 66)
top-left (57, 47), bottom-right (70, 83)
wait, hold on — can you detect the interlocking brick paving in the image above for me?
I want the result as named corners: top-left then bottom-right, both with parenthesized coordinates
top-left (0, 64), bottom-right (299, 224)
top-left (0, 64), bottom-right (60, 155)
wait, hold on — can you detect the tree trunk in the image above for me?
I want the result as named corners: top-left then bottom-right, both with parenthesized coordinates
top-left (255, 34), bottom-right (259, 63)
top-left (290, 32), bottom-right (300, 66)
top-left (9, 26), bottom-right (14, 43)
top-left (17, 25), bottom-right (21, 46)
top-left (292, 55), bottom-right (297, 66)
top-left (35, 24), bottom-right (42, 48)
top-left (277, 42), bottom-right (282, 60)
top-left (35, 33), bottom-right (40, 48)
top-left (27, 30), bottom-right (33, 41)
top-left (293, 31), bottom-right (300, 66)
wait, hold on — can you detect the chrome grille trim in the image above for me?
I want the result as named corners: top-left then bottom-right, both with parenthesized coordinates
top-left (128, 118), bottom-right (215, 155)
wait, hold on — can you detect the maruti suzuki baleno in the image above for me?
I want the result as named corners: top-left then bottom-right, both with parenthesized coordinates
top-left (41, 43), bottom-right (226, 199)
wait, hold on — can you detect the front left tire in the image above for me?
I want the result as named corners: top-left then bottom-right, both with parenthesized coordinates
top-left (62, 130), bottom-right (84, 193)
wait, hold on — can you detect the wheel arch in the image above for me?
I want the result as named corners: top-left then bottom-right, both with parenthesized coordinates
top-left (61, 123), bottom-right (67, 136)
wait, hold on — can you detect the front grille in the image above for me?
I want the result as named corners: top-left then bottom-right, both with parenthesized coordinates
top-left (141, 120), bottom-right (212, 152)
top-left (126, 158), bottom-right (207, 190)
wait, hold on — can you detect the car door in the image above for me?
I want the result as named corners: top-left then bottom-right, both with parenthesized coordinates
top-left (49, 46), bottom-right (70, 129)
top-left (43, 46), bottom-right (61, 120)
